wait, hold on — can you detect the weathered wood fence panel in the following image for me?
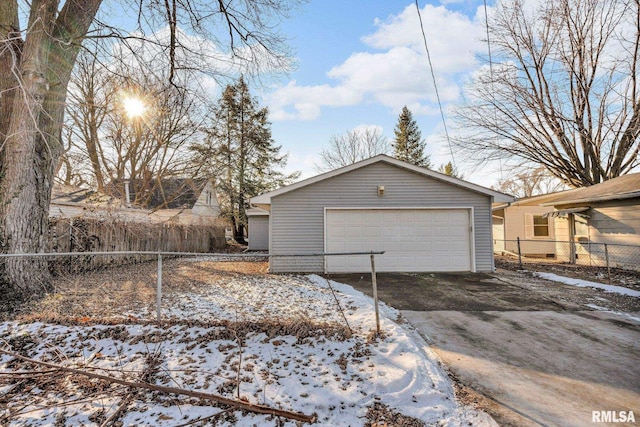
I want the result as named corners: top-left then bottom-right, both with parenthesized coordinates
top-left (47, 218), bottom-right (225, 273)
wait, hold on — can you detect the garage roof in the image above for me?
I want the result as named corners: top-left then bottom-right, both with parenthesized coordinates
top-left (251, 154), bottom-right (514, 207)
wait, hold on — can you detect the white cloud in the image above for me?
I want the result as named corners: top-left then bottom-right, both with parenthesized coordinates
top-left (268, 80), bottom-right (362, 120)
top-left (267, 4), bottom-right (486, 121)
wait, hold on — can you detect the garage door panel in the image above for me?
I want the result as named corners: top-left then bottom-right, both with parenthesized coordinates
top-left (345, 241), bottom-right (364, 253)
top-left (345, 227), bottom-right (362, 238)
top-left (326, 209), bottom-right (471, 273)
top-left (363, 226), bottom-right (381, 238)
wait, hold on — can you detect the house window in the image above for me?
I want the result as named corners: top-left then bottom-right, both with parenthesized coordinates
top-left (533, 215), bottom-right (549, 237)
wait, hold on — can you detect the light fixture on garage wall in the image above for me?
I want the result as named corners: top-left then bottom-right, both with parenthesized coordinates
top-left (377, 185), bottom-right (385, 197)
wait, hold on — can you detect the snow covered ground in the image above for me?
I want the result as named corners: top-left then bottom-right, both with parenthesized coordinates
top-left (0, 267), bottom-right (494, 426)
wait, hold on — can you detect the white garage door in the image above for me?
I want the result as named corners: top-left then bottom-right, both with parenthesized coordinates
top-left (325, 209), bottom-right (472, 273)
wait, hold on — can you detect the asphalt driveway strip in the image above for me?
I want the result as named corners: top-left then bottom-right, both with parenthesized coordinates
top-left (328, 270), bottom-right (640, 427)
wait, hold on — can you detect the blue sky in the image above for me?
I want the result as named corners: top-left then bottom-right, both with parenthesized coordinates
top-left (257, 0), bottom-right (500, 186)
top-left (98, 0), bottom-right (500, 186)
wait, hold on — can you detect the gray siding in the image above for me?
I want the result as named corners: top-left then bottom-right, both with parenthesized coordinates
top-left (248, 216), bottom-right (269, 250)
top-left (553, 199), bottom-right (640, 268)
top-left (589, 199), bottom-right (640, 244)
top-left (269, 162), bottom-right (494, 272)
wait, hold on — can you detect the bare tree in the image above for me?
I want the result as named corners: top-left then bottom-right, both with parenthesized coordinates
top-left (316, 126), bottom-right (389, 172)
top-left (0, 0), bottom-right (302, 299)
top-left (494, 166), bottom-right (567, 198)
top-left (453, 0), bottom-right (640, 188)
top-left (63, 47), bottom-right (115, 191)
top-left (81, 68), bottom-right (204, 202)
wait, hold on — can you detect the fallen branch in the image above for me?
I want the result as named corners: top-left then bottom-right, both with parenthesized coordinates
top-left (0, 348), bottom-right (316, 424)
top-left (0, 369), bottom-right (59, 377)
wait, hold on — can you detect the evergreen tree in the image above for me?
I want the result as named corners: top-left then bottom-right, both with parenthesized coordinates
top-left (192, 77), bottom-right (299, 243)
top-left (393, 106), bottom-right (430, 168)
top-left (438, 161), bottom-right (464, 179)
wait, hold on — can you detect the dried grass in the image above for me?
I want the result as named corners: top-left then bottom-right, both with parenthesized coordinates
top-left (13, 258), bottom-right (351, 342)
top-left (364, 401), bottom-right (425, 427)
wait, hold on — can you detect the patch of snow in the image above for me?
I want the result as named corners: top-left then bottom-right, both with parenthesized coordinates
top-left (0, 271), bottom-right (495, 426)
top-left (585, 304), bottom-right (640, 324)
top-left (534, 272), bottom-right (640, 298)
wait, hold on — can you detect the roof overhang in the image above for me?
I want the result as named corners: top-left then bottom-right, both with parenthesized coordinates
top-left (247, 207), bottom-right (269, 217)
top-left (543, 207), bottom-right (591, 218)
top-left (541, 190), bottom-right (640, 206)
top-left (492, 202), bottom-right (510, 211)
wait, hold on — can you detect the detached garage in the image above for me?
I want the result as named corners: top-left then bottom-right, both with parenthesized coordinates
top-left (250, 155), bottom-right (513, 273)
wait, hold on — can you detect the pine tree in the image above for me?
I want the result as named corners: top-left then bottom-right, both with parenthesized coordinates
top-left (393, 106), bottom-right (430, 168)
top-left (438, 161), bottom-right (464, 179)
top-left (193, 77), bottom-right (299, 243)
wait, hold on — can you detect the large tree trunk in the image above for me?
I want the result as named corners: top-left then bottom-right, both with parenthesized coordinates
top-left (0, 0), bottom-right (101, 299)
top-left (0, 0), bottom-right (58, 295)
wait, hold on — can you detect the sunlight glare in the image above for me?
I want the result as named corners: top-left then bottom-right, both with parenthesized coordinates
top-left (123, 97), bottom-right (146, 118)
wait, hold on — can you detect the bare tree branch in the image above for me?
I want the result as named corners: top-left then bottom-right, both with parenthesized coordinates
top-left (454, 0), bottom-right (639, 187)
top-left (316, 126), bottom-right (389, 172)
top-left (0, 0), bottom-right (304, 299)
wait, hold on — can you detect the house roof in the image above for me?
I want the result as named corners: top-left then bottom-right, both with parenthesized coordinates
top-left (497, 192), bottom-right (571, 208)
top-left (51, 184), bottom-right (125, 208)
top-left (251, 154), bottom-right (514, 206)
top-left (109, 178), bottom-right (212, 209)
top-left (539, 173), bottom-right (640, 206)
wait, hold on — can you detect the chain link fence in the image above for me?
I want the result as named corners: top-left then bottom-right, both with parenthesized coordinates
top-left (0, 251), bottom-right (389, 426)
top-left (494, 238), bottom-right (640, 272)
top-left (1, 251), bottom-right (384, 331)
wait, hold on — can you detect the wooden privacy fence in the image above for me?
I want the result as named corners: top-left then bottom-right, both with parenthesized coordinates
top-left (47, 217), bottom-right (226, 272)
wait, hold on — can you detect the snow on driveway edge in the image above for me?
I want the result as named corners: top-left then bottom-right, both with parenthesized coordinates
top-left (308, 275), bottom-right (498, 426)
top-left (533, 272), bottom-right (640, 298)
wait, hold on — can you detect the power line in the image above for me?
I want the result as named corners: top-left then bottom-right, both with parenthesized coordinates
top-left (414, 0), bottom-right (455, 168)
top-left (483, 0), bottom-right (503, 179)
top-left (483, 0), bottom-right (495, 82)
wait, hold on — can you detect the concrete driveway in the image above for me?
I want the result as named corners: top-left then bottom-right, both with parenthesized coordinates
top-left (329, 270), bottom-right (640, 426)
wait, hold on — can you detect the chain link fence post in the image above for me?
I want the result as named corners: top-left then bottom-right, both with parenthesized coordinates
top-left (370, 252), bottom-right (381, 335)
top-left (517, 237), bottom-right (523, 269)
top-left (604, 243), bottom-right (611, 286)
top-left (157, 252), bottom-right (163, 322)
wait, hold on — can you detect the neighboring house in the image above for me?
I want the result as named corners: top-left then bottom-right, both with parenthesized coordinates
top-left (492, 194), bottom-right (558, 257)
top-left (49, 183), bottom-right (225, 254)
top-left (50, 184), bottom-right (128, 218)
top-left (250, 155), bottom-right (513, 273)
top-left (539, 173), bottom-right (640, 269)
top-left (109, 178), bottom-right (222, 225)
